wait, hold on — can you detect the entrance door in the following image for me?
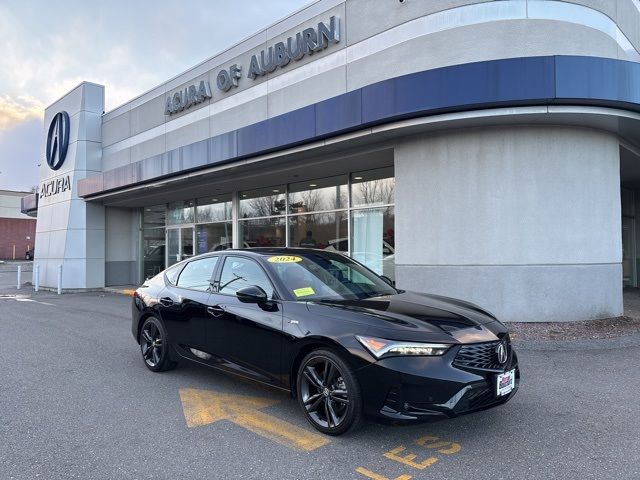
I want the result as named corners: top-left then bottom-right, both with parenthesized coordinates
top-left (167, 227), bottom-right (195, 267)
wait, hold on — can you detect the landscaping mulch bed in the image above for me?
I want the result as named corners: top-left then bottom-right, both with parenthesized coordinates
top-left (507, 316), bottom-right (640, 341)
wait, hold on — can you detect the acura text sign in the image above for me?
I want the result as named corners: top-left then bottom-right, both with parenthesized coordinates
top-left (40, 175), bottom-right (71, 199)
top-left (164, 16), bottom-right (340, 115)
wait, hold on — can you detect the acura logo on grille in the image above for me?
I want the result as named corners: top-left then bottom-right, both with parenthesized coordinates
top-left (496, 342), bottom-right (508, 364)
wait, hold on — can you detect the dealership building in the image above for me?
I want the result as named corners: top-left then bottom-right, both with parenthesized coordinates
top-left (23, 0), bottom-right (640, 321)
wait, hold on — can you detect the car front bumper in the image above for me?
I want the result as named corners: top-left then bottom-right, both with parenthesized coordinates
top-left (356, 347), bottom-right (520, 421)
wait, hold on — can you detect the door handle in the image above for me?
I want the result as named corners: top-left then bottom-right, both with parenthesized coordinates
top-left (159, 297), bottom-right (174, 307)
top-left (207, 305), bottom-right (225, 317)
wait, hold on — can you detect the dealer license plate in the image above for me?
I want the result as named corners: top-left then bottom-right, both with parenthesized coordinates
top-left (496, 369), bottom-right (515, 397)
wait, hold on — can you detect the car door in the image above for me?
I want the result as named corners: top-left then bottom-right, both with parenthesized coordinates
top-left (206, 255), bottom-right (284, 386)
top-left (158, 255), bottom-right (219, 354)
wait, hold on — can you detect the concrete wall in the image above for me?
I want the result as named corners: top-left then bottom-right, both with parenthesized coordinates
top-left (394, 126), bottom-right (623, 322)
top-left (105, 207), bottom-right (139, 286)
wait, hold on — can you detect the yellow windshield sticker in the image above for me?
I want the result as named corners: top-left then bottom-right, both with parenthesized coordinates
top-left (267, 255), bottom-right (302, 263)
top-left (293, 287), bottom-right (315, 297)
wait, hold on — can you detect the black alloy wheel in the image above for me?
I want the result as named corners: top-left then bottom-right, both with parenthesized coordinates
top-left (140, 317), bottom-right (176, 372)
top-left (297, 349), bottom-right (363, 435)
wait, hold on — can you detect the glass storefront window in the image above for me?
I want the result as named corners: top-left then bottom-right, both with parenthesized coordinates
top-left (239, 217), bottom-right (286, 247)
top-left (167, 200), bottom-right (195, 225)
top-left (288, 175), bottom-right (348, 213)
top-left (142, 228), bottom-right (166, 279)
top-left (351, 167), bottom-right (395, 207)
top-left (196, 222), bottom-right (233, 254)
top-left (240, 186), bottom-right (286, 218)
top-left (143, 205), bottom-right (166, 228)
top-left (167, 227), bottom-right (194, 266)
top-left (351, 207), bottom-right (395, 281)
top-left (289, 212), bottom-right (348, 250)
top-left (140, 164), bottom-right (395, 283)
top-left (167, 228), bottom-right (179, 267)
top-left (196, 195), bottom-right (232, 223)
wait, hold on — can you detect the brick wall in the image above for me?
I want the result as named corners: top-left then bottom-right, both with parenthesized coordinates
top-left (0, 218), bottom-right (37, 260)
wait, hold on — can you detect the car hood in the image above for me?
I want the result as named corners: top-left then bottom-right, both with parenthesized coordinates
top-left (306, 290), bottom-right (504, 344)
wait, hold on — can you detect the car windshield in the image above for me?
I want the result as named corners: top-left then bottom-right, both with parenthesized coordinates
top-left (265, 252), bottom-right (397, 301)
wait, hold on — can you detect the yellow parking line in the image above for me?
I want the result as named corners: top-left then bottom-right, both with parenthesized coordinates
top-left (179, 387), bottom-right (329, 452)
top-left (232, 409), bottom-right (329, 452)
top-left (355, 466), bottom-right (412, 480)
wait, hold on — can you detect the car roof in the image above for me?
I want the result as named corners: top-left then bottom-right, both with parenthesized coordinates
top-left (220, 247), bottom-right (331, 256)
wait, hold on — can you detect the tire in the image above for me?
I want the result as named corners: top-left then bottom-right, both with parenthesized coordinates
top-left (296, 348), bottom-right (363, 436)
top-left (139, 316), bottom-right (176, 372)
top-left (25, 253), bottom-right (31, 260)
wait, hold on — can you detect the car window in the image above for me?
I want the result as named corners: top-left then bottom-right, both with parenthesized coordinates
top-left (176, 256), bottom-right (219, 291)
top-left (267, 252), bottom-right (396, 300)
top-left (218, 256), bottom-right (275, 298)
top-left (164, 263), bottom-right (184, 285)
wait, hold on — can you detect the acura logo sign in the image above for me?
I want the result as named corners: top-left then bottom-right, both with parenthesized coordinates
top-left (496, 342), bottom-right (508, 364)
top-left (46, 111), bottom-right (70, 171)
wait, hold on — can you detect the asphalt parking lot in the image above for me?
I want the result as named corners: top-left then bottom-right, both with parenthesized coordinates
top-left (1, 289), bottom-right (639, 480)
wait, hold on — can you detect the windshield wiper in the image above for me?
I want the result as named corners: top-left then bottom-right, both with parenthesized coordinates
top-left (219, 273), bottom-right (246, 291)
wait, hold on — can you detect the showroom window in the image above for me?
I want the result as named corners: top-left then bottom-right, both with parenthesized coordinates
top-left (196, 195), bottom-right (233, 254)
top-left (142, 205), bottom-right (167, 279)
top-left (239, 186), bottom-right (287, 247)
top-left (141, 165), bottom-right (395, 281)
top-left (288, 175), bottom-right (349, 250)
top-left (351, 167), bottom-right (395, 207)
top-left (350, 167), bottom-right (395, 280)
top-left (167, 200), bottom-right (195, 225)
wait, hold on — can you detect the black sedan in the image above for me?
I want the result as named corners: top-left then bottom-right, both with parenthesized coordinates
top-left (132, 248), bottom-right (519, 435)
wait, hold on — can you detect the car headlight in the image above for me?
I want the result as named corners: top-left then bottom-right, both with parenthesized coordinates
top-left (356, 335), bottom-right (451, 358)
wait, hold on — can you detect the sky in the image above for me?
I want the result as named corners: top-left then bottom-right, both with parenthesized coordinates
top-left (0, 0), bottom-right (310, 192)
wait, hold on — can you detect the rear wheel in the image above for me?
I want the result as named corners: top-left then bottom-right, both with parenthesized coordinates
top-left (139, 317), bottom-right (176, 372)
top-left (297, 349), bottom-right (363, 435)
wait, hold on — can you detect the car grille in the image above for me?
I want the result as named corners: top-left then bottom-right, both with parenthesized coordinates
top-left (453, 335), bottom-right (511, 372)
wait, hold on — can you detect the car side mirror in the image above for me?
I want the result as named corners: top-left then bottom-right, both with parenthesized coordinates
top-left (380, 275), bottom-right (394, 286)
top-left (236, 285), bottom-right (268, 304)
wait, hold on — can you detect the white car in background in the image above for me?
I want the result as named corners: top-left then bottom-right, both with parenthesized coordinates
top-left (323, 238), bottom-right (395, 282)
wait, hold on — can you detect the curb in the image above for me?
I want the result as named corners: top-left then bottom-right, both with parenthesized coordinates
top-left (103, 287), bottom-right (136, 296)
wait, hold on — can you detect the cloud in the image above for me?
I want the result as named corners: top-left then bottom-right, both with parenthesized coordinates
top-left (0, 0), bottom-right (309, 128)
top-left (0, 95), bottom-right (44, 130)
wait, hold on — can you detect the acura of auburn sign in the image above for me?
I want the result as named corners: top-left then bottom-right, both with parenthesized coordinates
top-left (164, 16), bottom-right (340, 115)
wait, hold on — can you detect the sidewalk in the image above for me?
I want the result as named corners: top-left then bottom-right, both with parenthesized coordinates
top-left (0, 260), bottom-right (33, 272)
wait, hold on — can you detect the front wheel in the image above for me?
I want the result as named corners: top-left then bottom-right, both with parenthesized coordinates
top-left (296, 349), bottom-right (363, 435)
top-left (139, 317), bottom-right (176, 372)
